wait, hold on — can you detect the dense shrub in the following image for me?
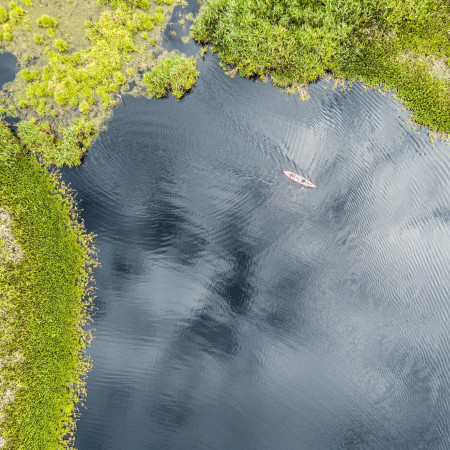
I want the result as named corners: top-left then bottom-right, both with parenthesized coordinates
top-left (143, 54), bottom-right (199, 99)
top-left (192, 0), bottom-right (450, 133)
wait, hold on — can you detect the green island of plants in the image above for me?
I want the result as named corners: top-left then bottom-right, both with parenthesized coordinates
top-left (0, 122), bottom-right (96, 448)
top-left (143, 54), bottom-right (199, 98)
top-left (192, 0), bottom-right (450, 136)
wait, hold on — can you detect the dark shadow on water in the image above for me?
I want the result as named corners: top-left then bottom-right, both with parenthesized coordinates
top-left (0, 52), bottom-right (17, 89)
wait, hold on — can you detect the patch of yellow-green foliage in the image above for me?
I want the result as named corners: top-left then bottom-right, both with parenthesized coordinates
top-left (0, 122), bottom-right (96, 448)
top-left (17, 117), bottom-right (97, 166)
top-left (192, 0), bottom-right (450, 134)
top-left (143, 54), bottom-right (199, 98)
top-left (0, 2), bottom-right (27, 42)
top-left (0, 0), bottom-right (199, 166)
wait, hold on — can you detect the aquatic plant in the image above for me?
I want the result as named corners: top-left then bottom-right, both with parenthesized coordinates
top-left (54, 38), bottom-right (69, 52)
top-left (33, 33), bottom-right (44, 44)
top-left (8, 3), bottom-right (25, 22)
top-left (0, 0), bottom-right (194, 165)
top-left (0, 1), bottom-right (29, 41)
top-left (37, 15), bottom-right (58, 29)
top-left (17, 117), bottom-right (97, 166)
top-left (143, 54), bottom-right (199, 99)
top-left (0, 7), bottom-right (8, 24)
top-left (0, 122), bottom-right (96, 448)
top-left (192, 0), bottom-right (450, 134)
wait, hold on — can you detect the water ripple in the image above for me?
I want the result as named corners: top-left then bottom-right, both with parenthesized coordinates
top-left (60, 54), bottom-right (450, 450)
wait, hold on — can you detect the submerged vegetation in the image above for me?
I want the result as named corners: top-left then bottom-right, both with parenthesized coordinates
top-left (1, 0), bottom-right (198, 166)
top-left (192, 0), bottom-right (450, 135)
top-left (0, 122), bottom-right (96, 448)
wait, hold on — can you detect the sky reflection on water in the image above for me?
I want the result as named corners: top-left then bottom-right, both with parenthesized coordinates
top-left (59, 54), bottom-right (450, 449)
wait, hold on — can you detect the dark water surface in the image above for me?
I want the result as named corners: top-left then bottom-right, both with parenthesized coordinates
top-left (61, 54), bottom-right (450, 449)
top-left (0, 52), bottom-right (16, 88)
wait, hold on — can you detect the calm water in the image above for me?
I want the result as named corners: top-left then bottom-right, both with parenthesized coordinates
top-left (0, 52), bottom-right (16, 88)
top-left (0, 10), bottom-right (448, 450)
top-left (59, 51), bottom-right (450, 449)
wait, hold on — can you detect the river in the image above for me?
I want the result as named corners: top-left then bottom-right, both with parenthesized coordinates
top-left (59, 46), bottom-right (450, 448)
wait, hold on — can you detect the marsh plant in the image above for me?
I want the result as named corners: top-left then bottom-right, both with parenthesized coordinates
top-left (143, 54), bottom-right (199, 99)
top-left (192, 0), bottom-right (450, 135)
top-left (0, 0), bottom-right (198, 447)
top-left (0, 122), bottom-right (97, 448)
top-left (0, 0), bottom-right (199, 166)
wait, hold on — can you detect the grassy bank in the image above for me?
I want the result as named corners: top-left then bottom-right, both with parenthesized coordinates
top-left (0, 122), bottom-right (96, 448)
top-left (1, 0), bottom-right (199, 166)
top-left (0, 1), bottom-right (199, 446)
top-left (192, 0), bottom-right (450, 136)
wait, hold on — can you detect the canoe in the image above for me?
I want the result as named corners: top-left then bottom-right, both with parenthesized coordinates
top-left (283, 170), bottom-right (316, 188)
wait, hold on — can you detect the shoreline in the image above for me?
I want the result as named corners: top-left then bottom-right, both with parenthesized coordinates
top-left (0, 1), bottom-right (198, 446)
top-left (0, 122), bottom-right (96, 448)
top-left (191, 0), bottom-right (450, 137)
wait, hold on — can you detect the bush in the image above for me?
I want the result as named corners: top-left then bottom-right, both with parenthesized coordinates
top-left (143, 54), bottom-right (199, 99)
top-left (37, 15), bottom-right (58, 29)
top-left (0, 7), bottom-right (8, 24)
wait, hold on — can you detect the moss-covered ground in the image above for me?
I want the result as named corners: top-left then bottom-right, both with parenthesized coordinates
top-left (192, 0), bottom-right (450, 137)
top-left (0, 122), bottom-right (96, 448)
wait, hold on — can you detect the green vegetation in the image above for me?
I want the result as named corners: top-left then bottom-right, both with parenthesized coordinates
top-left (36, 15), bottom-right (58, 29)
top-left (192, 0), bottom-right (450, 135)
top-left (0, 122), bottom-right (96, 448)
top-left (143, 54), bottom-right (199, 98)
top-left (17, 118), bottom-right (97, 166)
top-left (1, 0), bottom-right (197, 166)
top-left (0, 7), bottom-right (9, 24)
top-left (0, 0), bottom-right (201, 447)
top-left (33, 33), bottom-right (44, 44)
top-left (0, 1), bottom-right (28, 41)
top-left (54, 38), bottom-right (69, 52)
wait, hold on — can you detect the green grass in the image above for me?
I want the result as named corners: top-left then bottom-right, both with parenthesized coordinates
top-left (17, 117), bottom-right (97, 166)
top-left (192, 0), bottom-right (450, 135)
top-left (0, 122), bottom-right (96, 448)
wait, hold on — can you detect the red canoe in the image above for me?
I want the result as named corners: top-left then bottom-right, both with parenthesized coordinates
top-left (283, 170), bottom-right (316, 188)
